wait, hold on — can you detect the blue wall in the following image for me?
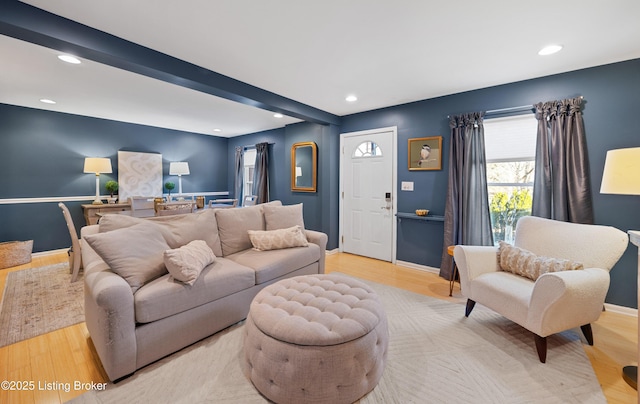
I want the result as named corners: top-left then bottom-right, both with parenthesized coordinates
top-left (2, 58), bottom-right (639, 308)
top-left (340, 58), bottom-right (640, 308)
top-left (0, 104), bottom-right (229, 253)
top-left (228, 122), bottom-right (341, 250)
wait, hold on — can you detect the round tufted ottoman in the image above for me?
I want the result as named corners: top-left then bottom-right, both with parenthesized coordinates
top-left (242, 274), bottom-right (388, 404)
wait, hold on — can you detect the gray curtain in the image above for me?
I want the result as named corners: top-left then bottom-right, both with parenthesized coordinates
top-left (252, 142), bottom-right (270, 204)
top-left (532, 97), bottom-right (593, 223)
top-left (440, 112), bottom-right (494, 279)
top-left (233, 146), bottom-right (244, 205)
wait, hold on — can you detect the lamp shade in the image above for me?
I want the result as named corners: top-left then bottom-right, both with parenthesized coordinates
top-left (169, 162), bottom-right (190, 175)
top-left (600, 147), bottom-right (640, 195)
top-left (83, 157), bottom-right (112, 174)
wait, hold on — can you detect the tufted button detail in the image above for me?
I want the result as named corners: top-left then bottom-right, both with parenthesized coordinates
top-left (242, 274), bottom-right (389, 404)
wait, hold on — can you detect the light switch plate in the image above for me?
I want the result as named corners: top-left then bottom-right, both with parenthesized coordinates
top-left (401, 181), bottom-right (414, 191)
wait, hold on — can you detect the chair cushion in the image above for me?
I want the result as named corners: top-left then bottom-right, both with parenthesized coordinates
top-left (226, 243), bottom-right (320, 284)
top-left (498, 241), bottom-right (583, 281)
top-left (134, 257), bottom-right (256, 323)
top-left (248, 225), bottom-right (308, 251)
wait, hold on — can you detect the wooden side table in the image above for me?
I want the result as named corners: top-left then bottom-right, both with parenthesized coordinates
top-left (82, 203), bottom-right (131, 225)
top-left (447, 245), bottom-right (458, 296)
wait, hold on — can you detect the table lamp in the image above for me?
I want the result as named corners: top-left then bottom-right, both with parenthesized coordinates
top-left (84, 157), bottom-right (112, 205)
top-left (170, 162), bottom-right (190, 195)
top-left (600, 146), bottom-right (640, 390)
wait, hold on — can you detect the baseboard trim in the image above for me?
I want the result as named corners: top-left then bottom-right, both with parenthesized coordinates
top-left (396, 260), bottom-right (440, 274)
top-left (325, 248), bottom-right (339, 256)
top-left (604, 303), bottom-right (637, 317)
top-left (32, 248), bottom-right (68, 258)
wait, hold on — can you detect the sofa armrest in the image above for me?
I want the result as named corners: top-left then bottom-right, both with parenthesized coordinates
top-left (82, 224), bottom-right (138, 381)
top-left (454, 245), bottom-right (499, 297)
top-left (527, 268), bottom-right (610, 337)
top-left (305, 230), bottom-right (328, 274)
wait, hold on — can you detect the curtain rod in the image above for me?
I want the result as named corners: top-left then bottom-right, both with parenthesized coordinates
top-left (446, 96), bottom-right (584, 119)
top-left (240, 142), bottom-right (275, 150)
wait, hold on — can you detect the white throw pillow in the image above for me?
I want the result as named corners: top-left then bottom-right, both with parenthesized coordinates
top-left (163, 240), bottom-right (216, 286)
top-left (247, 225), bottom-right (308, 251)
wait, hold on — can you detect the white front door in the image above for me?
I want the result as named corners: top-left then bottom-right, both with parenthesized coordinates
top-left (340, 127), bottom-right (396, 262)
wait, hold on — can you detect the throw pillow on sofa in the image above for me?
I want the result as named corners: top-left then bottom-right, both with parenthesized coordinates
top-left (85, 222), bottom-right (170, 292)
top-left (164, 240), bottom-right (216, 286)
top-left (248, 225), bottom-right (309, 251)
top-left (498, 241), bottom-right (584, 281)
top-left (263, 203), bottom-right (305, 230)
top-left (98, 209), bottom-right (223, 256)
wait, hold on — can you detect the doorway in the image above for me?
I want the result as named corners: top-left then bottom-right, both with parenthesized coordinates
top-left (339, 127), bottom-right (397, 262)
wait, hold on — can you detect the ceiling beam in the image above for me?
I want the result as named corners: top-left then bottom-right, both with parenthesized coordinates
top-left (0, 1), bottom-right (341, 126)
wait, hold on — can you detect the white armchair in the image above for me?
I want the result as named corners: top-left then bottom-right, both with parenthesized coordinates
top-left (454, 216), bottom-right (628, 362)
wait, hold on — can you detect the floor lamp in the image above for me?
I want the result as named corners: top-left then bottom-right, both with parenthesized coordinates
top-left (169, 162), bottom-right (190, 195)
top-left (600, 147), bottom-right (640, 390)
top-left (84, 157), bottom-right (113, 205)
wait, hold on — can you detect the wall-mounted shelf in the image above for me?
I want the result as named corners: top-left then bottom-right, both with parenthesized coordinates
top-left (396, 212), bottom-right (445, 222)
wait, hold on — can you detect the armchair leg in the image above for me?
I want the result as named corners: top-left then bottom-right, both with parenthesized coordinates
top-left (465, 299), bottom-right (476, 317)
top-left (580, 324), bottom-right (594, 345)
top-left (534, 335), bottom-right (547, 363)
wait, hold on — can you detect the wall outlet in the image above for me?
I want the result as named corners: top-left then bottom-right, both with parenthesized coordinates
top-left (401, 181), bottom-right (414, 191)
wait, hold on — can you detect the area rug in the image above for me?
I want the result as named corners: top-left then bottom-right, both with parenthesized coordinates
top-left (0, 262), bottom-right (83, 347)
top-left (70, 275), bottom-right (605, 404)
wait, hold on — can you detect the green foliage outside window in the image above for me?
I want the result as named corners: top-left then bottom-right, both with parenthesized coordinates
top-left (489, 188), bottom-right (532, 243)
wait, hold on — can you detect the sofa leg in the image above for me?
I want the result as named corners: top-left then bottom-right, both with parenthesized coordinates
top-left (580, 324), bottom-right (594, 345)
top-left (534, 335), bottom-right (547, 363)
top-left (465, 299), bottom-right (476, 317)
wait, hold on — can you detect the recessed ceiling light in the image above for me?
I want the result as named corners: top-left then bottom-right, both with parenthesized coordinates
top-left (40, 99), bottom-right (56, 104)
top-left (538, 45), bottom-right (563, 56)
top-left (273, 113), bottom-right (284, 118)
top-left (58, 54), bottom-right (81, 64)
top-left (345, 95), bottom-right (358, 102)
top-left (213, 128), bottom-right (222, 132)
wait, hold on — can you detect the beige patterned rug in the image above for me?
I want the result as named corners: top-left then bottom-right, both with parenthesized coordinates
top-left (0, 262), bottom-right (83, 347)
top-left (71, 274), bottom-right (605, 404)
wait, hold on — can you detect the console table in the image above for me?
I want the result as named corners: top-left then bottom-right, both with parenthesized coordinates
top-left (82, 203), bottom-right (131, 225)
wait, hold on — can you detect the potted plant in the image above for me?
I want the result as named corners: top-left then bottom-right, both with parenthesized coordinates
top-left (165, 181), bottom-right (175, 201)
top-left (105, 180), bottom-right (119, 204)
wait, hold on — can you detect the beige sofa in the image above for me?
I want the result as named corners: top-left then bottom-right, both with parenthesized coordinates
top-left (80, 201), bottom-right (327, 381)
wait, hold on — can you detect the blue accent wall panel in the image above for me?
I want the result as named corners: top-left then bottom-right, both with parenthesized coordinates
top-left (341, 58), bottom-right (640, 308)
top-left (0, 104), bottom-right (229, 253)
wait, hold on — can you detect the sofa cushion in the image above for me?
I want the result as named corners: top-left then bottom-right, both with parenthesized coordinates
top-left (263, 203), bottom-right (305, 230)
top-left (98, 209), bottom-right (223, 256)
top-left (164, 240), bottom-right (216, 286)
top-left (498, 241), bottom-right (584, 281)
top-left (85, 222), bottom-right (169, 293)
top-left (227, 243), bottom-right (320, 284)
top-left (215, 204), bottom-right (266, 256)
top-left (134, 257), bottom-right (256, 323)
top-left (248, 225), bottom-right (309, 251)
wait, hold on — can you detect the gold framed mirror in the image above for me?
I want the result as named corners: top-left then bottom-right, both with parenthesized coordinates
top-left (291, 142), bottom-right (317, 192)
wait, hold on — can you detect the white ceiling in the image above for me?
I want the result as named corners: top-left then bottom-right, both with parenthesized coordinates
top-left (4, 0), bottom-right (640, 137)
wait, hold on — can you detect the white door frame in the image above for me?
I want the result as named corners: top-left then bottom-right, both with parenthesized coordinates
top-left (339, 126), bottom-right (397, 263)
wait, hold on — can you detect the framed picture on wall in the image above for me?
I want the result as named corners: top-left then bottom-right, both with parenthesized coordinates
top-left (408, 136), bottom-right (442, 170)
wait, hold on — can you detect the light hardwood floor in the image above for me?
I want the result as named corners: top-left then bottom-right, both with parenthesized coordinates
top-left (0, 252), bottom-right (636, 403)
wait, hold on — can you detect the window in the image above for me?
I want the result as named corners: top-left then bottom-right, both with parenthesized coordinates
top-left (243, 148), bottom-right (257, 199)
top-left (353, 141), bottom-right (382, 158)
top-left (484, 114), bottom-right (537, 244)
